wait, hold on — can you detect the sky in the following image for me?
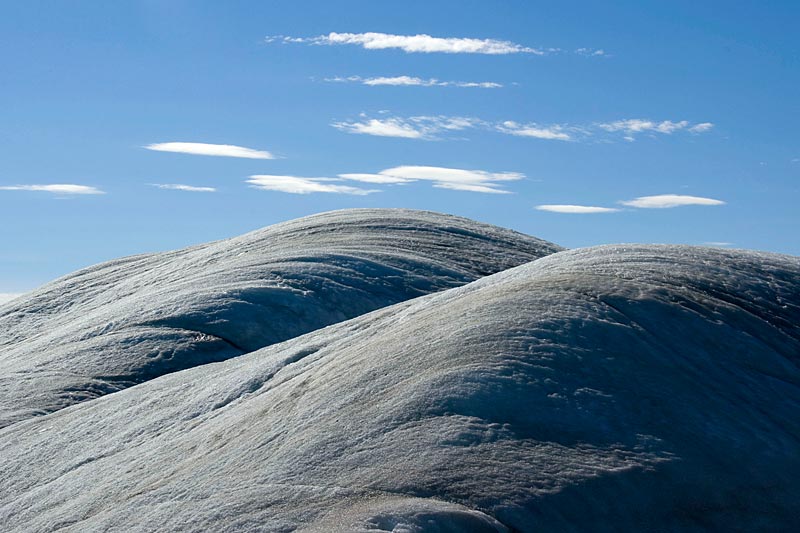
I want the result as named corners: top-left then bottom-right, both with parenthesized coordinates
top-left (1, 0), bottom-right (798, 295)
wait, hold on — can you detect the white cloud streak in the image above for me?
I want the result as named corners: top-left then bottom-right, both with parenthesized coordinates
top-left (0, 184), bottom-right (104, 195)
top-left (496, 121), bottom-right (572, 140)
top-left (332, 118), bottom-right (425, 138)
top-left (337, 173), bottom-right (412, 184)
top-left (598, 119), bottom-right (714, 139)
top-left (246, 175), bottom-right (378, 195)
top-left (333, 114), bottom-right (713, 141)
top-left (246, 166), bottom-right (524, 195)
top-left (342, 166), bottom-right (523, 194)
top-left (325, 75), bottom-right (503, 88)
top-left (332, 115), bottom-right (481, 140)
top-left (151, 184), bottom-right (217, 192)
top-left (145, 142), bottom-right (276, 159)
top-left (621, 194), bottom-right (725, 208)
top-left (536, 204), bottom-right (620, 213)
top-left (689, 122), bottom-right (714, 133)
top-left (270, 32), bottom-right (545, 55)
top-left (575, 47), bottom-right (607, 56)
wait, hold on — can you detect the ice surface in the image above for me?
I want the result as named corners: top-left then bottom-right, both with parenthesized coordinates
top-left (0, 209), bottom-right (560, 427)
top-left (0, 240), bottom-right (797, 531)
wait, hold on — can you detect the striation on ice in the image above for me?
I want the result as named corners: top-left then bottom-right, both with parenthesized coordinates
top-left (0, 242), bottom-right (797, 531)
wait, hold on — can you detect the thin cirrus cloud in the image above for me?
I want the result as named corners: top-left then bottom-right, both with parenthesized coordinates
top-left (332, 114), bottom-right (712, 142)
top-left (598, 119), bottom-right (714, 141)
top-left (269, 32), bottom-right (546, 55)
top-left (246, 175), bottom-right (379, 195)
top-left (324, 75), bottom-right (503, 88)
top-left (269, 32), bottom-right (606, 56)
top-left (247, 166), bottom-right (524, 195)
top-left (344, 166), bottom-right (524, 194)
top-left (145, 142), bottom-right (276, 160)
top-left (332, 118), bottom-right (429, 139)
top-left (496, 121), bottom-right (572, 140)
top-left (536, 205), bottom-right (620, 213)
top-left (332, 115), bottom-right (483, 140)
top-left (150, 184), bottom-right (217, 193)
top-left (620, 194), bottom-right (725, 208)
top-left (0, 184), bottom-right (104, 195)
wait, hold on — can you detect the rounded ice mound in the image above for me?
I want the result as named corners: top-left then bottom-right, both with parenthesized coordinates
top-left (0, 244), bottom-right (797, 531)
top-left (0, 209), bottom-right (561, 427)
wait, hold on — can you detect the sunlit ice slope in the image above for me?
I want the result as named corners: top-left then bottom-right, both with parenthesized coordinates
top-left (0, 209), bottom-right (561, 428)
top-left (1, 245), bottom-right (797, 531)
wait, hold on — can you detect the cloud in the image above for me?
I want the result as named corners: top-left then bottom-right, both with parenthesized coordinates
top-left (247, 166), bottom-right (524, 195)
top-left (621, 194), bottom-right (725, 208)
top-left (151, 184), bottom-right (217, 192)
top-left (246, 175), bottom-right (378, 195)
top-left (535, 204), bottom-right (620, 213)
top-left (342, 166), bottom-right (523, 194)
top-left (598, 119), bottom-right (713, 139)
top-left (332, 116), bottom-right (481, 140)
top-left (575, 48), bottom-right (607, 56)
top-left (332, 118), bottom-right (425, 138)
top-left (0, 293), bottom-right (22, 306)
top-left (325, 75), bottom-right (503, 88)
top-left (496, 121), bottom-right (572, 140)
top-left (689, 122), bottom-right (714, 133)
top-left (145, 142), bottom-right (276, 159)
top-left (269, 32), bottom-right (545, 55)
top-left (337, 173), bottom-right (412, 184)
top-left (333, 114), bottom-right (713, 142)
top-left (703, 242), bottom-right (733, 247)
top-left (0, 184), bottom-right (104, 195)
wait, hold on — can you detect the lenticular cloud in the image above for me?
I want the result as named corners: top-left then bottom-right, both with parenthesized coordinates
top-left (145, 142), bottom-right (276, 159)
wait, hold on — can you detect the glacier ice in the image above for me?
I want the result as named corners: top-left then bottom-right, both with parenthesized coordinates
top-left (0, 209), bottom-right (560, 428)
top-left (0, 232), bottom-right (798, 531)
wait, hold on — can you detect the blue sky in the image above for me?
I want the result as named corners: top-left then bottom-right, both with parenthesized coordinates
top-left (1, 0), bottom-right (798, 295)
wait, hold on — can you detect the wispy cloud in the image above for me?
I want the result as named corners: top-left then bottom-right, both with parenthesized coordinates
top-left (620, 194), bottom-right (725, 208)
top-left (150, 184), bottom-right (217, 192)
top-left (341, 165), bottom-right (523, 194)
top-left (333, 114), bottom-right (713, 142)
top-left (324, 75), bottom-right (503, 88)
top-left (0, 184), bottom-right (104, 195)
top-left (598, 119), bottom-right (714, 140)
top-left (688, 122), bottom-right (714, 133)
top-left (535, 204), bottom-right (620, 213)
top-left (496, 121), bottom-right (572, 140)
top-left (246, 166), bottom-right (523, 195)
top-left (575, 47), bottom-right (607, 57)
top-left (332, 115), bottom-right (481, 140)
top-left (332, 118), bottom-right (426, 138)
top-left (268, 32), bottom-right (547, 55)
top-left (703, 242), bottom-right (733, 247)
top-left (145, 142), bottom-right (276, 159)
top-left (246, 175), bottom-right (378, 195)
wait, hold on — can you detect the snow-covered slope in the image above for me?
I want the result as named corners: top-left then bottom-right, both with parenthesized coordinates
top-left (0, 209), bottom-right (560, 428)
top-left (1, 244), bottom-right (797, 531)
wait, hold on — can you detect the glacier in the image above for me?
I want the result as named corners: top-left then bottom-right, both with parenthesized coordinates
top-left (0, 209), bottom-right (559, 428)
top-left (0, 218), bottom-right (798, 532)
